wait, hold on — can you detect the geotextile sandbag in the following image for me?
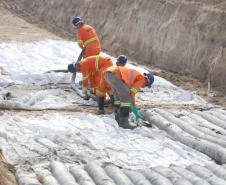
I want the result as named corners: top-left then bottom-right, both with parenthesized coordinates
top-left (105, 164), bottom-right (133, 185)
top-left (205, 164), bottom-right (226, 181)
top-left (42, 175), bottom-right (60, 185)
top-left (154, 109), bottom-right (226, 148)
top-left (152, 166), bottom-right (192, 185)
top-left (141, 169), bottom-right (173, 185)
top-left (50, 161), bottom-right (78, 185)
top-left (69, 165), bottom-right (95, 185)
top-left (192, 110), bottom-right (226, 129)
top-left (123, 170), bottom-right (152, 185)
top-left (170, 165), bottom-right (210, 185)
top-left (139, 109), bottom-right (226, 164)
top-left (84, 163), bottom-right (116, 185)
top-left (187, 164), bottom-right (226, 185)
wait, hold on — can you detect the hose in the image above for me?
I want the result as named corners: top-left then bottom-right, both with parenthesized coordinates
top-left (71, 72), bottom-right (85, 98)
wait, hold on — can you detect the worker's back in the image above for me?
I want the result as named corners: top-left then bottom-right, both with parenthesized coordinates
top-left (77, 24), bottom-right (101, 51)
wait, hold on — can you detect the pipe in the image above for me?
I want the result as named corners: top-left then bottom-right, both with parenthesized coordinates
top-left (48, 48), bottom-right (113, 104)
top-left (71, 72), bottom-right (85, 98)
top-left (70, 69), bottom-right (113, 104)
top-left (45, 69), bottom-right (68, 73)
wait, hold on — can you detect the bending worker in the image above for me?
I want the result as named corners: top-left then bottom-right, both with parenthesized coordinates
top-left (98, 55), bottom-right (127, 114)
top-left (67, 56), bottom-right (113, 100)
top-left (72, 17), bottom-right (101, 59)
top-left (104, 66), bottom-right (154, 129)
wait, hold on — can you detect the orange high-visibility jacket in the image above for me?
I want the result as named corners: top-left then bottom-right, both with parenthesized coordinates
top-left (107, 66), bottom-right (145, 106)
top-left (98, 68), bottom-right (113, 97)
top-left (77, 24), bottom-right (101, 51)
top-left (80, 56), bottom-right (112, 91)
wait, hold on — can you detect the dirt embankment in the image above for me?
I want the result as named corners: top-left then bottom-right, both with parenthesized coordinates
top-left (4, 0), bottom-right (226, 95)
top-left (0, 150), bottom-right (16, 185)
top-left (0, 1), bottom-right (225, 184)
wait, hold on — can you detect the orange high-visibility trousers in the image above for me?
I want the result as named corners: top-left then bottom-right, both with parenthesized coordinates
top-left (98, 69), bottom-right (113, 98)
top-left (83, 48), bottom-right (101, 59)
top-left (83, 48), bottom-right (101, 95)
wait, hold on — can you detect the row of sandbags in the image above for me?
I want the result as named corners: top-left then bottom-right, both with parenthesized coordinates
top-left (17, 161), bottom-right (226, 185)
top-left (140, 108), bottom-right (226, 164)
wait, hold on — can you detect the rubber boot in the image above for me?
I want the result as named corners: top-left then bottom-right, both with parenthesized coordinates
top-left (98, 97), bottom-right (105, 114)
top-left (119, 107), bottom-right (137, 129)
top-left (114, 104), bottom-right (120, 124)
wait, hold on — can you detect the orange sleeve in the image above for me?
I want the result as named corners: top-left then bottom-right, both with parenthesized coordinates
top-left (80, 62), bottom-right (91, 91)
top-left (82, 74), bottom-right (91, 91)
top-left (77, 29), bottom-right (84, 49)
top-left (130, 76), bottom-right (145, 106)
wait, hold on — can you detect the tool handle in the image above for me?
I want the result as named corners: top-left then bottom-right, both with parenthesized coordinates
top-left (77, 47), bottom-right (85, 62)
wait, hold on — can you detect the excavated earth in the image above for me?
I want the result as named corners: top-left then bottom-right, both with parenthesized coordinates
top-left (0, 0), bottom-right (226, 185)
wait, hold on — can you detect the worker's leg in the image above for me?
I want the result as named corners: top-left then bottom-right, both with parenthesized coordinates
top-left (89, 74), bottom-right (97, 95)
top-left (105, 72), bottom-right (121, 123)
top-left (96, 73), bottom-right (105, 114)
top-left (114, 104), bottom-right (120, 124)
top-left (105, 72), bottom-right (130, 104)
top-left (105, 72), bottom-right (136, 129)
top-left (98, 97), bottom-right (105, 114)
top-left (83, 48), bottom-right (101, 93)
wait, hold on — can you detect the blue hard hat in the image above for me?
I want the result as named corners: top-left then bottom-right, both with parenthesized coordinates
top-left (72, 17), bottom-right (83, 26)
top-left (117, 55), bottom-right (127, 65)
top-left (144, 73), bottom-right (154, 88)
top-left (68, 63), bottom-right (76, 73)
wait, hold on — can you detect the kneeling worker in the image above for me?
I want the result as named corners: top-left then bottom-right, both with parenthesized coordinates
top-left (105, 66), bottom-right (154, 129)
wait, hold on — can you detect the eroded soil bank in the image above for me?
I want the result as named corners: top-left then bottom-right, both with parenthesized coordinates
top-left (5, 0), bottom-right (226, 94)
top-left (0, 0), bottom-right (226, 184)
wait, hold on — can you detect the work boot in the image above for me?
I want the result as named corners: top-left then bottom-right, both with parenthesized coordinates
top-left (114, 104), bottom-right (120, 124)
top-left (119, 107), bottom-right (137, 129)
top-left (98, 97), bottom-right (105, 114)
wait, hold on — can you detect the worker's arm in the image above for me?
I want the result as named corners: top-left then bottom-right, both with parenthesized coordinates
top-left (82, 72), bottom-right (91, 91)
top-left (130, 76), bottom-right (145, 106)
top-left (82, 73), bottom-right (91, 100)
top-left (130, 100), bottom-right (141, 120)
top-left (77, 29), bottom-right (84, 49)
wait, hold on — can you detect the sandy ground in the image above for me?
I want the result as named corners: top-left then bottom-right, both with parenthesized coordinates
top-left (0, 1), bottom-right (226, 184)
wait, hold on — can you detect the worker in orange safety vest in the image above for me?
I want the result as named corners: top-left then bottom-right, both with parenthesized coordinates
top-left (72, 17), bottom-right (101, 59)
top-left (67, 56), bottom-right (113, 101)
top-left (72, 17), bottom-right (101, 93)
top-left (98, 55), bottom-right (127, 114)
top-left (104, 66), bottom-right (154, 129)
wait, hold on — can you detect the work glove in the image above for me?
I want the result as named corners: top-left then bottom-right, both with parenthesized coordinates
top-left (96, 95), bottom-right (99, 102)
top-left (83, 91), bottom-right (89, 100)
top-left (109, 94), bottom-right (114, 101)
top-left (130, 100), bottom-right (141, 121)
top-left (132, 106), bottom-right (141, 120)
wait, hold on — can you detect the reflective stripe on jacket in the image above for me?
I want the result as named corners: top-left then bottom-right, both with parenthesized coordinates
top-left (80, 56), bottom-right (112, 91)
top-left (107, 66), bottom-right (145, 106)
top-left (77, 24), bottom-right (101, 51)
